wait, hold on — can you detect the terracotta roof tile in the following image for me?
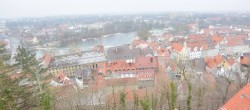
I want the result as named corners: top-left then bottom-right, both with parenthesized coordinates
top-left (205, 54), bottom-right (223, 68)
top-left (240, 56), bottom-right (250, 65)
top-left (227, 57), bottom-right (236, 66)
top-left (212, 35), bottom-right (223, 43)
top-left (205, 56), bottom-right (216, 68)
top-left (220, 82), bottom-right (250, 110)
top-left (135, 56), bottom-right (158, 68)
top-left (54, 70), bottom-right (72, 85)
top-left (43, 52), bottom-right (52, 68)
top-left (214, 54), bottom-right (223, 65)
top-left (171, 43), bottom-right (183, 52)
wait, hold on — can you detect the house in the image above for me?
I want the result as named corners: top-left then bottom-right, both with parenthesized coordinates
top-left (135, 56), bottom-right (158, 82)
top-left (205, 54), bottom-right (238, 77)
top-left (156, 47), bottom-right (170, 60)
top-left (240, 56), bottom-right (250, 66)
top-left (239, 56), bottom-right (250, 73)
top-left (212, 35), bottom-right (223, 44)
top-left (48, 50), bottom-right (107, 77)
top-left (171, 42), bottom-right (189, 61)
top-left (205, 54), bottom-right (223, 75)
top-left (189, 46), bottom-right (202, 59)
top-left (50, 70), bottom-right (72, 86)
top-left (104, 60), bottom-right (136, 78)
top-left (220, 82), bottom-right (250, 110)
top-left (42, 52), bottom-right (53, 68)
top-left (226, 37), bottom-right (248, 55)
top-left (99, 56), bottom-right (158, 82)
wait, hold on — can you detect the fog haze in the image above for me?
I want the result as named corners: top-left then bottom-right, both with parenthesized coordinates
top-left (0, 0), bottom-right (250, 18)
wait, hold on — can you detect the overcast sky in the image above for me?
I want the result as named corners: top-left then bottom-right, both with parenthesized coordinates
top-left (0, 0), bottom-right (250, 18)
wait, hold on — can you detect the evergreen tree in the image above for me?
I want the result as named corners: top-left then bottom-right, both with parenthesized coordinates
top-left (14, 46), bottom-right (52, 109)
top-left (0, 45), bottom-right (30, 109)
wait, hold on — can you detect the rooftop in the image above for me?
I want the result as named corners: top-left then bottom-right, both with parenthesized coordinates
top-left (49, 51), bottom-right (107, 68)
top-left (106, 44), bottom-right (153, 61)
top-left (220, 82), bottom-right (250, 110)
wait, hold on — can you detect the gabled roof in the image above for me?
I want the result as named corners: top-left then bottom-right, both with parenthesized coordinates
top-left (205, 54), bottom-right (223, 68)
top-left (205, 56), bottom-right (217, 69)
top-left (43, 52), bottom-right (52, 68)
top-left (53, 70), bottom-right (72, 85)
top-left (171, 43), bottom-right (183, 52)
top-left (212, 35), bottom-right (223, 43)
top-left (214, 54), bottom-right (223, 64)
top-left (220, 82), bottom-right (250, 110)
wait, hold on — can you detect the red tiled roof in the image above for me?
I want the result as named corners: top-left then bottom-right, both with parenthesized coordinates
top-left (205, 56), bottom-right (217, 68)
top-left (54, 70), bottom-right (72, 85)
top-left (214, 54), bottom-right (223, 64)
top-left (227, 57), bottom-right (236, 66)
top-left (43, 52), bottom-right (52, 68)
top-left (212, 35), bottom-right (223, 43)
top-left (135, 56), bottom-right (158, 68)
top-left (171, 43), bottom-right (183, 52)
top-left (205, 54), bottom-right (223, 68)
top-left (227, 37), bottom-right (244, 47)
top-left (220, 82), bottom-right (250, 110)
top-left (157, 48), bottom-right (167, 56)
top-left (106, 60), bottom-right (136, 73)
top-left (240, 56), bottom-right (250, 65)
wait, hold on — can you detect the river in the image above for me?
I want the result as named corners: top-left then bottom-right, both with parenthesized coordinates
top-left (1, 32), bottom-right (136, 58)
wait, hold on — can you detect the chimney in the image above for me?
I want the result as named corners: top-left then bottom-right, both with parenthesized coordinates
top-left (150, 57), bottom-right (153, 63)
top-left (241, 56), bottom-right (244, 59)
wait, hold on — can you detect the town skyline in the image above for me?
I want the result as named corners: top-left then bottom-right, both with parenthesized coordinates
top-left (1, 0), bottom-right (250, 18)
